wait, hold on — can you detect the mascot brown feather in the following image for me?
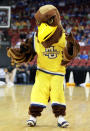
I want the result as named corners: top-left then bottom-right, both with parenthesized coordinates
top-left (7, 5), bottom-right (80, 128)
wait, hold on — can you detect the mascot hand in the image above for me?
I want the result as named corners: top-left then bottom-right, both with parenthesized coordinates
top-left (7, 37), bottom-right (36, 65)
top-left (7, 47), bottom-right (26, 65)
top-left (66, 32), bottom-right (80, 52)
top-left (61, 32), bottom-right (80, 66)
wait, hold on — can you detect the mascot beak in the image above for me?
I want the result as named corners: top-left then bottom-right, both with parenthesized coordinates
top-left (38, 23), bottom-right (57, 43)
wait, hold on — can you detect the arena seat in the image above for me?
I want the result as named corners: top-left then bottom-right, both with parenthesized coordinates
top-left (86, 60), bottom-right (90, 67)
top-left (71, 59), bottom-right (80, 66)
top-left (78, 59), bottom-right (87, 66)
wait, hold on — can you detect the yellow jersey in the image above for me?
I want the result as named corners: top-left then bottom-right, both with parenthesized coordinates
top-left (34, 32), bottom-right (66, 76)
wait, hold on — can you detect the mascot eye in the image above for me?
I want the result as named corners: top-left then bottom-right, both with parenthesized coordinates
top-left (47, 16), bottom-right (55, 25)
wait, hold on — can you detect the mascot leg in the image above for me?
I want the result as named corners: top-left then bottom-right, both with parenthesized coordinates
top-left (27, 71), bottom-right (50, 126)
top-left (52, 104), bottom-right (66, 117)
top-left (27, 104), bottom-right (46, 127)
top-left (50, 75), bottom-right (69, 128)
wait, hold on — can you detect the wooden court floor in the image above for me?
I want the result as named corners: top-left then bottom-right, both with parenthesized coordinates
top-left (0, 85), bottom-right (90, 131)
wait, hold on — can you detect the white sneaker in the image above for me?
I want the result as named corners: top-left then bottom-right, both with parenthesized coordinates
top-left (27, 120), bottom-right (36, 127)
top-left (58, 121), bottom-right (69, 128)
top-left (27, 115), bottom-right (36, 127)
top-left (58, 116), bottom-right (69, 128)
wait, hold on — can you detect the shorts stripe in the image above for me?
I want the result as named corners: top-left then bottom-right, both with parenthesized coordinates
top-left (37, 68), bottom-right (65, 76)
top-left (51, 102), bottom-right (66, 107)
top-left (31, 102), bottom-right (46, 108)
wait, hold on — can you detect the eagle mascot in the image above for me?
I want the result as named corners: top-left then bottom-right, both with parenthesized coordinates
top-left (7, 5), bottom-right (80, 128)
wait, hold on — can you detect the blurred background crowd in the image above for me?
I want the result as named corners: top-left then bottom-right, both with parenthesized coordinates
top-left (0, 0), bottom-right (89, 46)
top-left (0, 0), bottom-right (90, 85)
top-left (9, 0), bottom-right (90, 47)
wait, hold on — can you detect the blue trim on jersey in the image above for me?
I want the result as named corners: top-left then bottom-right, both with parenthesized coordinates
top-left (37, 68), bottom-right (65, 76)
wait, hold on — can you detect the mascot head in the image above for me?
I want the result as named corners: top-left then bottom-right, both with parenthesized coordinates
top-left (35, 5), bottom-right (63, 48)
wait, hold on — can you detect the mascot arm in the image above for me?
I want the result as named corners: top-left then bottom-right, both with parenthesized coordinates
top-left (7, 36), bottom-right (36, 65)
top-left (61, 32), bottom-right (80, 66)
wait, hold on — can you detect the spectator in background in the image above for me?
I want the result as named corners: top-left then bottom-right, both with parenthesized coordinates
top-left (75, 32), bottom-right (82, 41)
top-left (0, 68), bottom-right (6, 82)
top-left (86, 38), bottom-right (90, 45)
top-left (25, 63), bottom-right (31, 84)
top-left (79, 39), bottom-right (85, 46)
top-left (11, 22), bottom-right (17, 30)
top-left (4, 66), bottom-right (16, 86)
top-left (0, 30), bottom-right (4, 41)
top-left (27, 20), bottom-right (31, 30)
top-left (80, 50), bottom-right (89, 60)
top-left (15, 64), bottom-right (27, 84)
top-left (15, 20), bottom-right (21, 29)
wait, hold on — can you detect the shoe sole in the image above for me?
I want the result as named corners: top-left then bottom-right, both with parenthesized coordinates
top-left (58, 121), bottom-right (69, 128)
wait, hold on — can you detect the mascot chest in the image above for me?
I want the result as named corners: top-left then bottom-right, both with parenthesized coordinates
top-left (35, 40), bottom-right (63, 60)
